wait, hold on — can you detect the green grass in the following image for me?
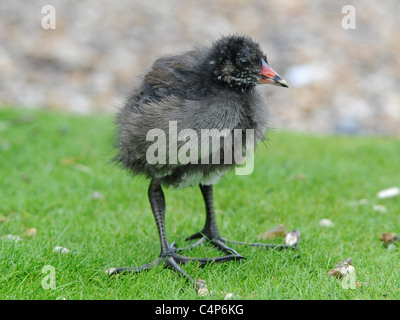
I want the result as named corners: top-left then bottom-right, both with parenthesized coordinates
top-left (1, 107), bottom-right (399, 300)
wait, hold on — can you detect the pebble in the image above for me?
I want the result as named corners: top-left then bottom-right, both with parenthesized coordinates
top-left (328, 258), bottom-right (355, 279)
top-left (328, 265), bottom-right (355, 279)
top-left (2, 234), bottom-right (22, 242)
top-left (319, 219), bottom-right (334, 228)
top-left (53, 246), bottom-right (70, 254)
top-left (372, 205), bottom-right (387, 213)
top-left (91, 191), bottom-right (104, 201)
top-left (285, 230), bottom-right (301, 246)
top-left (224, 293), bottom-right (235, 300)
top-left (377, 187), bottom-right (400, 199)
top-left (196, 279), bottom-right (213, 296)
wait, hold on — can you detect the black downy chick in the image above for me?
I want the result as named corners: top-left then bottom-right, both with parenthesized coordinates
top-left (113, 35), bottom-right (290, 286)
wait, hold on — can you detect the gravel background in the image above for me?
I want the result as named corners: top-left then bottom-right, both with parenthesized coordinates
top-left (1, 0), bottom-right (399, 136)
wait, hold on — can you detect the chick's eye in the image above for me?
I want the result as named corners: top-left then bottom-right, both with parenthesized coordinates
top-left (239, 57), bottom-right (249, 65)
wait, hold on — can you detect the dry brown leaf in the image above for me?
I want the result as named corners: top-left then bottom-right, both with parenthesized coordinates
top-left (258, 224), bottom-right (287, 240)
top-left (328, 265), bottom-right (355, 279)
top-left (380, 232), bottom-right (399, 244)
top-left (288, 173), bottom-right (308, 180)
top-left (328, 257), bottom-right (355, 279)
top-left (24, 227), bottom-right (37, 237)
top-left (60, 157), bottom-right (77, 166)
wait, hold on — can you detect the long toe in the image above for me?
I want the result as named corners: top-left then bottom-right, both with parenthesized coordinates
top-left (176, 237), bottom-right (207, 253)
top-left (224, 239), bottom-right (298, 251)
top-left (109, 244), bottom-right (245, 283)
top-left (210, 239), bottom-right (243, 256)
top-left (181, 233), bottom-right (246, 257)
top-left (185, 231), bottom-right (206, 241)
top-left (108, 259), bottom-right (163, 276)
top-left (169, 248), bottom-right (245, 265)
top-left (179, 235), bottom-right (245, 258)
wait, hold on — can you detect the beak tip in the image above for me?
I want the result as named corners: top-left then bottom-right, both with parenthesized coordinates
top-left (274, 77), bottom-right (288, 88)
top-left (259, 60), bottom-right (288, 88)
top-left (279, 80), bottom-right (289, 88)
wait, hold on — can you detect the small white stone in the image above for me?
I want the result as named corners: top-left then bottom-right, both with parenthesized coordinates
top-left (387, 244), bottom-right (396, 252)
top-left (197, 287), bottom-right (210, 296)
top-left (285, 230), bottom-right (301, 246)
top-left (53, 246), bottom-right (70, 254)
top-left (372, 204), bottom-right (387, 213)
top-left (346, 265), bottom-right (355, 276)
top-left (224, 293), bottom-right (234, 300)
top-left (328, 264), bottom-right (355, 279)
top-left (196, 279), bottom-right (213, 296)
top-left (91, 191), bottom-right (104, 200)
top-left (2, 234), bottom-right (22, 242)
top-left (377, 187), bottom-right (400, 199)
top-left (319, 219), bottom-right (334, 227)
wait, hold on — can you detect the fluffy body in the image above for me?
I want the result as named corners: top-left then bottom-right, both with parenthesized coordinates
top-left (115, 36), bottom-right (270, 188)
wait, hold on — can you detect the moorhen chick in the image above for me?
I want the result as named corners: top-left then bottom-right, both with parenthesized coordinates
top-left (112, 35), bottom-right (290, 286)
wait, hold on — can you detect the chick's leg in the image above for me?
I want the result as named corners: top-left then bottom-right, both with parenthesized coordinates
top-left (180, 184), bottom-right (297, 253)
top-left (110, 180), bottom-right (244, 285)
top-left (178, 184), bottom-right (242, 255)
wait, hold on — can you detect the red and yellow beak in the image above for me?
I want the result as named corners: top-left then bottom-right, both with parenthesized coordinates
top-left (259, 59), bottom-right (288, 88)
